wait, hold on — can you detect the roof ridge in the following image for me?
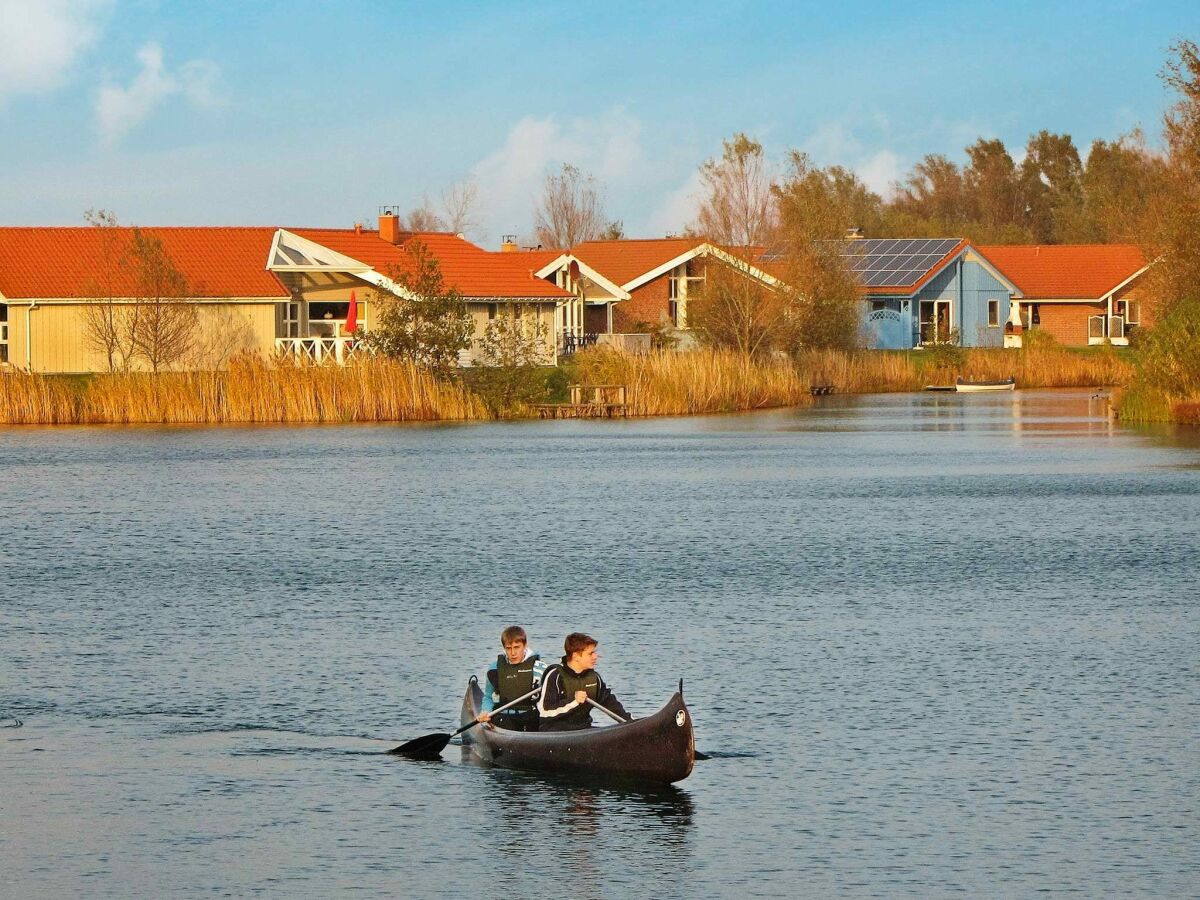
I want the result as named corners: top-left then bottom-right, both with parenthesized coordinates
top-left (977, 243), bottom-right (1142, 249)
top-left (575, 236), bottom-right (700, 245)
top-left (0, 225), bottom-right (282, 230)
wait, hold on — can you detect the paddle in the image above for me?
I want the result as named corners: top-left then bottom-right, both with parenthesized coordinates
top-left (389, 686), bottom-right (541, 759)
top-left (586, 698), bottom-right (711, 759)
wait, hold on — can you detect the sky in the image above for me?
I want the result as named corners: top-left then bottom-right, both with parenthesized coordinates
top-left (0, 0), bottom-right (1196, 246)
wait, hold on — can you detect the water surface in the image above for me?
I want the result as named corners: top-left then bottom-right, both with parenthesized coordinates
top-left (2, 390), bottom-right (1198, 897)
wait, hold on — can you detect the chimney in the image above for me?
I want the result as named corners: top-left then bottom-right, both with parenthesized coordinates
top-left (378, 205), bottom-right (403, 243)
top-left (500, 233), bottom-right (518, 253)
top-left (354, 222), bottom-right (363, 235)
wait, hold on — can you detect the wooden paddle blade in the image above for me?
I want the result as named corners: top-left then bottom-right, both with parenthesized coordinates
top-left (388, 732), bottom-right (451, 758)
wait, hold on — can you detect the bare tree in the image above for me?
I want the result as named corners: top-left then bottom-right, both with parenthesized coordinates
top-left (127, 229), bottom-right (198, 373)
top-left (599, 220), bottom-right (625, 240)
top-left (81, 209), bottom-right (138, 372)
top-left (404, 196), bottom-right (446, 232)
top-left (533, 163), bottom-right (608, 249)
top-left (692, 133), bottom-right (778, 247)
top-left (441, 177), bottom-right (480, 236)
top-left (187, 306), bottom-right (258, 370)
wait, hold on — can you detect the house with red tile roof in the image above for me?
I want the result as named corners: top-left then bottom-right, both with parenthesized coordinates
top-left (976, 244), bottom-right (1153, 346)
top-left (532, 237), bottom-right (779, 350)
top-left (0, 212), bottom-right (570, 372)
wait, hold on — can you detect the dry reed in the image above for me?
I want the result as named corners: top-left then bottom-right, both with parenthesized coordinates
top-left (796, 346), bottom-right (1133, 393)
top-left (0, 370), bottom-right (81, 424)
top-left (1, 345), bottom-right (1137, 426)
top-left (573, 348), bottom-right (813, 416)
top-left (0, 356), bottom-right (489, 425)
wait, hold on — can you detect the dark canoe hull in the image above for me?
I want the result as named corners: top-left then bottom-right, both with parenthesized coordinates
top-left (459, 680), bottom-right (695, 784)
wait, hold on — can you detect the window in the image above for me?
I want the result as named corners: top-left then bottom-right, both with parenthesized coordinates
top-left (487, 303), bottom-right (498, 320)
top-left (281, 300), bottom-right (300, 338)
top-left (988, 300), bottom-right (1000, 327)
top-left (1119, 300), bottom-right (1141, 324)
top-left (871, 300), bottom-right (888, 313)
top-left (684, 259), bottom-right (705, 297)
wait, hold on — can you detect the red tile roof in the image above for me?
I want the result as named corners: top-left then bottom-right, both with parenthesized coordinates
top-left (289, 229), bottom-right (570, 299)
top-left (511, 248), bottom-right (564, 270)
top-left (0, 227), bottom-right (287, 299)
top-left (571, 238), bottom-right (704, 288)
top-left (976, 244), bottom-right (1148, 299)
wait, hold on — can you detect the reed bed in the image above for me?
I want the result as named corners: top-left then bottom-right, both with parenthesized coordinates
top-left (796, 346), bottom-right (1133, 393)
top-left (0, 370), bottom-right (82, 424)
top-left (572, 348), bottom-right (813, 416)
top-left (1, 356), bottom-right (489, 425)
top-left (2, 345), bottom-right (1138, 426)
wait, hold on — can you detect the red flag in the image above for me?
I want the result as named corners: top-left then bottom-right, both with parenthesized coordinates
top-left (345, 290), bottom-right (358, 334)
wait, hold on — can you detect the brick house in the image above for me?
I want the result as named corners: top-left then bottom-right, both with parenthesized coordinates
top-left (534, 238), bottom-right (777, 350)
top-left (976, 244), bottom-right (1153, 346)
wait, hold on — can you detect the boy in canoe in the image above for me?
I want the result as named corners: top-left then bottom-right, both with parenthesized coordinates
top-left (537, 632), bottom-right (631, 731)
top-left (475, 625), bottom-right (547, 732)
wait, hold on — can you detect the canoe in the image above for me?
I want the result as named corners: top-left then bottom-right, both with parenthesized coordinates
top-left (955, 376), bottom-right (1016, 392)
top-left (458, 677), bottom-right (695, 784)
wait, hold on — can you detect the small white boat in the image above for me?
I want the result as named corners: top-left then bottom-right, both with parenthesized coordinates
top-left (954, 376), bottom-right (1016, 392)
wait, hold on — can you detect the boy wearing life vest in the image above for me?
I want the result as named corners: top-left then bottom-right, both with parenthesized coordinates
top-left (537, 632), bottom-right (631, 731)
top-left (476, 625), bottom-right (547, 732)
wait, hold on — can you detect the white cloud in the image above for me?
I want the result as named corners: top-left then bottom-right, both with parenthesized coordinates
top-left (856, 150), bottom-right (902, 199)
top-left (802, 120), bottom-right (907, 199)
top-left (468, 109), bottom-right (644, 244)
top-left (803, 121), bottom-right (863, 163)
top-left (0, 0), bottom-right (108, 104)
top-left (647, 168), bottom-right (705, 237)
top-left (96, 42), bottom-right (221, 147)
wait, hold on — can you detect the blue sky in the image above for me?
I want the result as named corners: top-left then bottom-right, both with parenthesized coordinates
top-left (0, 0), bottom-right (1195, 245)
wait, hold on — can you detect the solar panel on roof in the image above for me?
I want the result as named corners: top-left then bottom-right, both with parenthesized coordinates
top-left (836, 237), bottom-right (961, 289)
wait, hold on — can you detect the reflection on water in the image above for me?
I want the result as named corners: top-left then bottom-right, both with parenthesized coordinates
top-left (476, 766), bottom-right (695, 897)
top-left (2, 389), bottom-right (1198, 897)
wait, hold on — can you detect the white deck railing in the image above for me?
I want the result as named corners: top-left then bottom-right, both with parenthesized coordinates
top-left (274, 336), bottom-right (361, 365)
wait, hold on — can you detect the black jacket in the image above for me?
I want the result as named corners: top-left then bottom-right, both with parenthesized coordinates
top-left (536, 661), bottom-right (630, 731)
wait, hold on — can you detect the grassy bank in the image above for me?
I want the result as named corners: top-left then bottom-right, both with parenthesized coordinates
top-left (0, 356), bottom-right (488, 425)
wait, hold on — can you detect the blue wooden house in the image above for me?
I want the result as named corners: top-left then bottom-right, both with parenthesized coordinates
top-left (847, 238), bottom-right (1022, 349)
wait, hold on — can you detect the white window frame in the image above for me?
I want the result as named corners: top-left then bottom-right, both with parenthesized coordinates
top-left (987, 299), bottom-right (1000, 327)
top-left (281, 300), bottom-right (301, 338)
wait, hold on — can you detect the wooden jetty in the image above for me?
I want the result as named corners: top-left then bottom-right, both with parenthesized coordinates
top-left (535, 384), bottom-right (629, 419)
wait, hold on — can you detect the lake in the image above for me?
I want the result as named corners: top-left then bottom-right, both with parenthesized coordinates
top-left (2, 389), bottom-right (1198, 897)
